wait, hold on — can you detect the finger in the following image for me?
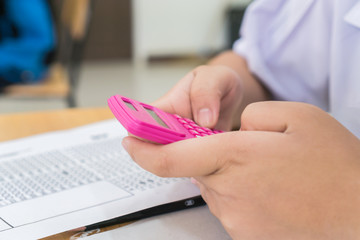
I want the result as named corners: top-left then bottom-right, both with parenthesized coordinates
top-left (240, 101), bottom-right (302, 133)
top-left (122, 133), bottom-right (235, 178)
top-left (122, 128), bottom-right (288, 178)
top-left (151, 71), bottom-right (195, 117)
top-left (190, 66), bottom-right (241, 129)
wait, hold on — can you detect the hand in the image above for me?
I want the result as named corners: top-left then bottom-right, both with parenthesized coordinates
top-left (153, 64), bottom-right (244, 131)
top-left (122, 102), bottom-right (360, 240)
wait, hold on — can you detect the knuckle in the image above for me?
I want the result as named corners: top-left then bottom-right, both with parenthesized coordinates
top-left (240, 102), bottom-right (259, 126)
top-left (193, 65), bottom-right (209, 73)
top-left (241, 102), bottom-right (256, 117)
top-left (286, 102), bottom-right (325, 123)
top-left (300, 102), bottom-right (323, 116)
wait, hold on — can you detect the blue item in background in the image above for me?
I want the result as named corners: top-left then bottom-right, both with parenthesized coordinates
top-left (0, 0), bottom-right (55, 87)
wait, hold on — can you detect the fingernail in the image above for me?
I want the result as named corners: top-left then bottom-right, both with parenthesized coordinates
top-left (197, 108), bottom-right (213, 127)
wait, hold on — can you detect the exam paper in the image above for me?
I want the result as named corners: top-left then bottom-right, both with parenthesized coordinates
top-left (0, 119), bottom-right (200, 240)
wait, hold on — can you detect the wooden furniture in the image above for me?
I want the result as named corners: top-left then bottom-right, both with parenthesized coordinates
top-left (0, 107), bottom-right (112, 142)
top-left (0, 107), bottom-right (134, 239)
top-left (3, 0), bottom-right (93, 107)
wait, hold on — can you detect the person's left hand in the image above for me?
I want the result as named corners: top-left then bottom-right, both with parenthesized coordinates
top-left (122, 101), bottom-right (360, 240)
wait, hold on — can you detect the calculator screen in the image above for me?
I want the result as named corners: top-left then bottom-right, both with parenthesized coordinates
top-left (144, 107), bottom-right (169, 129)
top-left (124, 101), bottom-right (137, 111)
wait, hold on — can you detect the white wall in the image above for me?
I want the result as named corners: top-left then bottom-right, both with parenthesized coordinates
top-left (132, 0), bottom-right (251, 64)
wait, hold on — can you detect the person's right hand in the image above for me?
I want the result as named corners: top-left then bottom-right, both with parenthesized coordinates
top-left (153, 65), bottom-right (244, 131)
top-left (123, 102), bottom-right (360, 240)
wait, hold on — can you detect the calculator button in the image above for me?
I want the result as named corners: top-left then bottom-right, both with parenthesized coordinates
top-left (175, 115), bottom-right (222, 137)
top-left (178, 119), bottom-right (188, 124)
top-left (189, 129), bottom-right (199, 135)
top-left (196, 128), bottom-right (206, 133)
top-left (185, 118), bottom-right (195, 124)
top-left (183, 124), bottom-right (193, 130)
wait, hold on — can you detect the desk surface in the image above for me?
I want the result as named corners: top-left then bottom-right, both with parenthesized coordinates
top-left (0, 107), bottom-right (113, 142)
top-left (0, 107), bottom-right (129, 240)
top-left (0, 108), bottom-right (231, 240)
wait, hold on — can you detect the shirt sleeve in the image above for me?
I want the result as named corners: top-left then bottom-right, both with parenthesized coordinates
top-left (233, 0), bottom-right (331, 110)
top-left (0, 0), bottom-right (55, 83)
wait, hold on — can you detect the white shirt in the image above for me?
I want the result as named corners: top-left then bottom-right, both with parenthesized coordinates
top-left (233, 0), bottom-right (360, 138)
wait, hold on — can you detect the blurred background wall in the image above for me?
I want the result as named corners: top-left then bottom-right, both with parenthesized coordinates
top-left (132, 0), bottom-right (250, 65)
top-left (51, 0), bottom-right (250, 61)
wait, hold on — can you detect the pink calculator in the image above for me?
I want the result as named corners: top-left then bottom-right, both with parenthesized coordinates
top-left (107, 95), bottom-right (223, 144)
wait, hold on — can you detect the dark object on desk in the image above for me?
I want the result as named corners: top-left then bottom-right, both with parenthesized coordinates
top-left (84, 196), bottom-right (206, 231)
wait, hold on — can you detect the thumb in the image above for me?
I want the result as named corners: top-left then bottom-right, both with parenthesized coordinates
top-left (240, 101), bottom-right (322, 133)
top-left (121, 133), bottom-right (234, 178)
top-left (190, 66), bottom-right (239, 129)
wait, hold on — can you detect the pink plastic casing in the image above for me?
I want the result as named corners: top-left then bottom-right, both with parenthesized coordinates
top-left (108, 95), bottom-right (219, 144)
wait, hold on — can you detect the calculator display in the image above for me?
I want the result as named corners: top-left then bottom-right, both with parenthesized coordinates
top-left (144, 107), bottom-right (169, 129)
top-left (124, 101), bottom-right (137, 111)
